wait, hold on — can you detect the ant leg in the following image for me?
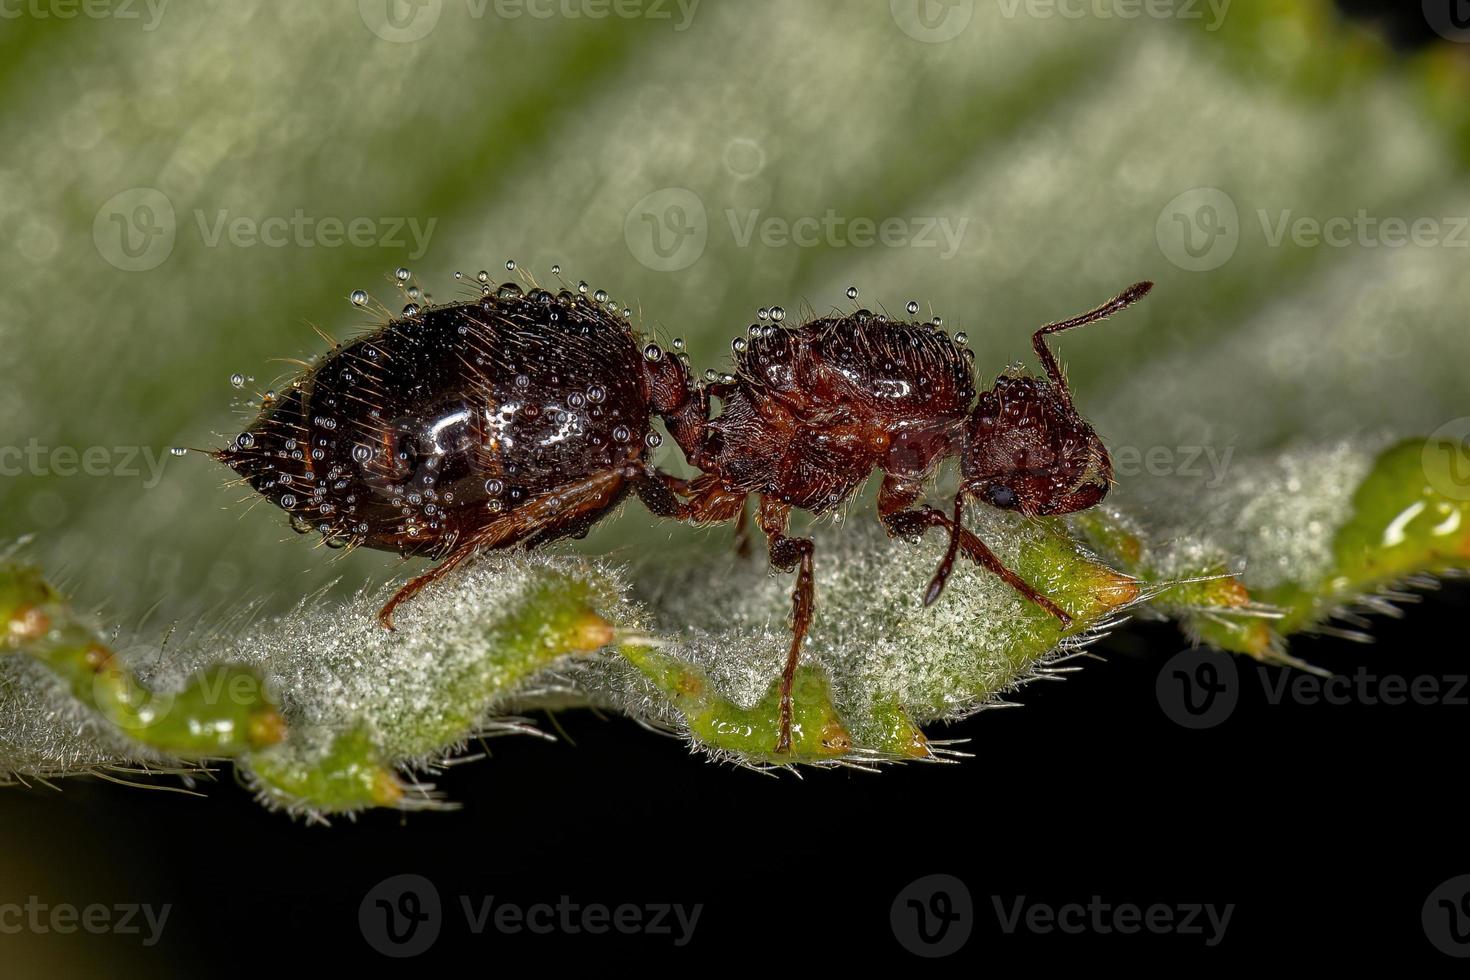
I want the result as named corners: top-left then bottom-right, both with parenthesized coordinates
top-left (733, 498), bottom-right (753, 557)
top-left (758, 496), bottom-right (814, 754)
top-left (632, 468), bottom-right (698, 520)
top-left (377, 539), bottom-right (480, 630)
top-left (1032, 281), bottom-right (1153, 406)
top-left (881, 490), bottom-right (1072, 627)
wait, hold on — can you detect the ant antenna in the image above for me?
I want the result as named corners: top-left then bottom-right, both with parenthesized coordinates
top-left (1032, 281), bottom-right (1153, 407)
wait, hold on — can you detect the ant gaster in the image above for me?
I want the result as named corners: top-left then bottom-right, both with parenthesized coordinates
top-left (215, 285), bottom-right (700, 629)
top-left (659, 281), bottom-right (1154, 753)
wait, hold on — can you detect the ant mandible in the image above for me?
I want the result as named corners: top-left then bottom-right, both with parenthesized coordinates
top-left (659, 281), bottom-right (1154, 753)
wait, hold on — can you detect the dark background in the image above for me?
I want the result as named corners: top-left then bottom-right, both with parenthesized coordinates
top-left (3, 1), bottom-right (1468, 971)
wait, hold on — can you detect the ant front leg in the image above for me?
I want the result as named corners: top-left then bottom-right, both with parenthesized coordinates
top-left (878, 476), bottom-right (1072, 627)
top-left (758, 495), bottom-right (815, 755)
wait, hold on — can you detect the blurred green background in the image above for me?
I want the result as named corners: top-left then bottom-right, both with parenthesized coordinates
top-left (2, 0), bottom-right (1468, 624)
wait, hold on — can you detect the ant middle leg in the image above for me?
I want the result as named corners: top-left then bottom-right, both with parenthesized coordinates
top-left (878, 476), bottom-right (1072, 627)
top-left (758, 496), bottom-right (814, 754)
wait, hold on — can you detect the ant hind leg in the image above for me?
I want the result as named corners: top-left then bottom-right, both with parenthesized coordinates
top-left (758, 496), bottom-right (815, 755)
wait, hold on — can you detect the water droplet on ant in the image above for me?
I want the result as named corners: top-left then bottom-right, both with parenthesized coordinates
top-left (230, 372), bottom-right (245, 388)
top-left (586, 385), bottom-right (606, 404)
top-left (280, 493), bottom-right (297, 508)
top-left (704, 369), bottom-right (718, 382)
top-left (672, 337), bottom-right (686, 350)
top-left (846, 286), bottom-right (859, 300)
top-left (769, 306), bottom-right (786, 322)
top-left (906, 300), bottom-right (920, 315)
top-left (352, 444), bottom-right (373, 463)
top-left (757, 307), bottom-right (769, 320)
top-left (643, 343), bottom-right (663, 362)
top-left (403, 304), bottom-right (420, 317)
top-left (577, 281), bottom-right (590, 295)
top-left (497, 283), bottom-right (523, 300)
top-left (954, 332), bottom-right (968, 345)
top-left (236, 432), bottom-right (255, 449)
top-left (550, 263), bottom-right (561, 275)
top-left (613, 426), bottom-right (631, 442)
top-left (170, 447), bottom-right (188, 457)
top-left (594, 288), bottom-right (608, 303)
top-left (477, 270), bottom-right (491, 284)
top-left (732, 337), bottom-right (748, 352)
top-left (645, 432), bottom-right (663, 448)
top-left (505, 259), bottom-right (516, 272)
top-left (932, 316), bottom-right (943, 327)
top-left (350, 289), bottom-right (369, 306)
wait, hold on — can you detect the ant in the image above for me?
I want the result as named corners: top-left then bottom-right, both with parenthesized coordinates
top-left (215, 279), bottom-right (702, 629)
top-left (659, 281), bottom-right (1154, 753)
top-left (216, 271), bottom-right (1151, 758)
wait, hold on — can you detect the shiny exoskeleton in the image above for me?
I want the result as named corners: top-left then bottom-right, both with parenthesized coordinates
top-left (661, 282), bottom-right (1153, 752)
top-left (216, 287), bottom-right (695, 627)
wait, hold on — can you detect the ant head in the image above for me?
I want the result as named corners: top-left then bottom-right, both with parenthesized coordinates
top-left (961, 372), bottom-right (1111, 518)
top-left (958, 280), bottom-right (1151, 517)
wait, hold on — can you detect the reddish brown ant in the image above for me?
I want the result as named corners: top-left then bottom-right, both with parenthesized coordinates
top-left (660, 281), bottom-right (1154, 753)
top-left (215, 270), bottom-right (1149, 758)
top-left (214, 276), bottom-right (701, 629)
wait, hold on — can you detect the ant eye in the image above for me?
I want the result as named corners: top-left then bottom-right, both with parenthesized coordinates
top-left (985, 485), bottom-right (1018, 509)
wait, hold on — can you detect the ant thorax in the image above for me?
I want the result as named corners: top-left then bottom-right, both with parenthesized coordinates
top-left (701, 313), bottom-right (978, 512)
